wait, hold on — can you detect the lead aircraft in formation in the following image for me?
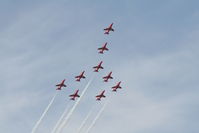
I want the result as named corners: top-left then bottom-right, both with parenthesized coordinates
top-left (104, 23), bottom-right (114, 34)
top-left (55, 23), bottom-right (122, 100)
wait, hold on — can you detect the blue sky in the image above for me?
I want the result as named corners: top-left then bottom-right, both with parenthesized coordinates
top-left (0, 0), bottom-right (199, 133)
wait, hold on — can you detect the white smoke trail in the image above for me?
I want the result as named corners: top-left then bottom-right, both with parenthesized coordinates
top-left (76, 105), bottom-right (95, 133)
top-left (84, 101), bottom-right (108, 133)
top-left (51, 102), bottom-right (71, 133)
top-left (56, 78), bottom-right (94, 133)
top-left (31, 91), bottom-right (58, 133)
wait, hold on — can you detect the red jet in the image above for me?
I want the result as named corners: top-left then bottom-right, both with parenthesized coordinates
top-left (56, 79), bottom-right (66, 90)
top-left (104, 23), bottom-right (114, 34)
top-left (93, 61), bottom-right (104, 72)
top-left (103, 72), bottom-right (113, 82)
top-left (75, 71), bottom-right (86, 82)
top-left (69, 90), bottom-right (80, 100)
top-left (112, 81), bottom-right (122, 92)
top-left (96, 90), bottom-right (106, 100)
top-left (98, 42), bottom-right (109, 54)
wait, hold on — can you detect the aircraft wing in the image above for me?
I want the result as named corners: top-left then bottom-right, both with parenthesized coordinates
top-left (56, 84), bottom-right (61, 86)
top-left (75, 76), bottom-right (80, 78)
top-left (98, 47), bottom-right (103, 50)
top-left (112, 86), bottom-right (116, 89)
top-left (96, 95), bottom-right (101, 98)
top-left (63, 84), bottom-right (66, 87)
top-left (103, 76), bottom-right (108, 79)
top-left (70, 94), bottom-right (75, 97)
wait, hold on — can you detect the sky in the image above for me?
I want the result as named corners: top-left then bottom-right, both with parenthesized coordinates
top-left (0, 0), bottom-right (199, 133)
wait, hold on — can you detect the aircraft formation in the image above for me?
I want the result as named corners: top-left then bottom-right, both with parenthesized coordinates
top-left (30, 23), bottom-right (123, 133)
top-left (55, 23), bottom-right (122, 101)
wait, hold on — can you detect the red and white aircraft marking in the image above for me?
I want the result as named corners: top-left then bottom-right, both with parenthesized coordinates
top-left (56, 79), bottom-right (66, 90)
top-left (69, 90), bottom-right (80, 100)
top-left (112, 81), bottom-right (122, 92)
top-left (96, 90), bottom-right (106, 101)
top-left (75, 71), bottom-right (86, 82)
top-left (104, 23), bottom-right (114, 34)
top-left (93, 61), bottom-right (104, 72)
top-left (103, 72), bottom-right (113, 82)
top-left (98, 42), bottom-right (109, 54)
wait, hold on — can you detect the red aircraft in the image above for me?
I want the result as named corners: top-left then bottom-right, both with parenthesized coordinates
top-left (112, 81), bottom-right (122, 92)
top-left (104, 23), bottom-right (114, 34)
top-left (96, 90), bottom-right (106, 100)
top-left (75, 71), bottom-right (86, 82)
top-left (93, 61), bottom-right (104, 72)
top-left (103, 72), bottom-right (113, 82)
top-left (56, 79), bottom-right (66, 90)
top-left (69, 90), bottom-right (80, 100)
top-left (98, 42), bottom-right (109, 54)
